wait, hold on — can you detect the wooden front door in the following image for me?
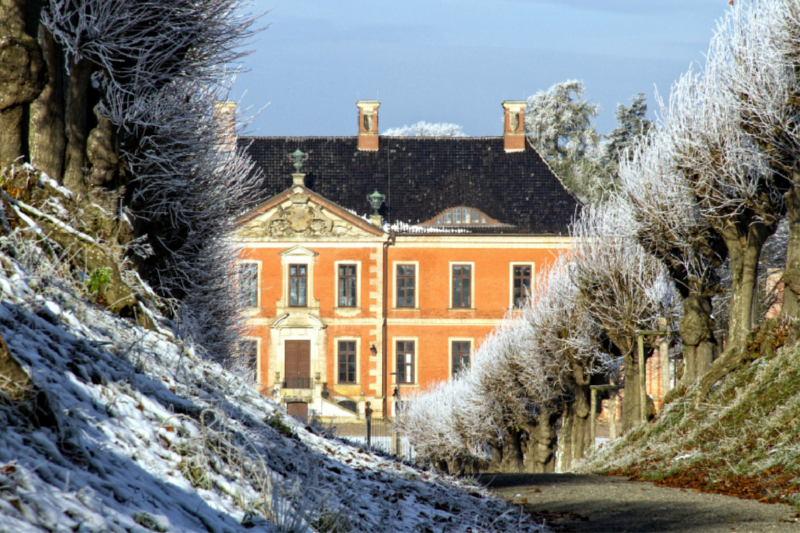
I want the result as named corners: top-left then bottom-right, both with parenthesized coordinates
top-left (284, 340), bottom-right (311, 389)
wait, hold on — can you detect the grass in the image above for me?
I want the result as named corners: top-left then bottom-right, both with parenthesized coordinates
top-left (578, 319), bottom-right (800, 507)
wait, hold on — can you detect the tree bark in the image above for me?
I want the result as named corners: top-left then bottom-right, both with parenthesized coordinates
top-left (63, 57), bottom-right (92, 195)
top-left (0, 107), bottom-right (26, 170)
top-left (558, 388), bottom-right (592, 471)
top-left (693, 344), bottom-right (747, 406)
top-left (0, 0), bottom-right (45, 170)
top-left (608, 336), bottom-right (647, 433)
top-left (781, 184), bottom-right (800, 319)
top-left (499, 427), bottom-right (524, 473)
top-left (679, 294), bottom-right (716, 385)
top-left (722, 221), bottom-right (768, 348)
top-left (28, 23), bottom-right (65, 180)
top-left (523, 408), bottom-right (558, 473)
top-left (488, 443), bottom-right (503, 473)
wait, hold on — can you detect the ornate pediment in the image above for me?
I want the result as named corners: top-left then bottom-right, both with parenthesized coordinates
top-left (238, 194), bottom-right (374, 240)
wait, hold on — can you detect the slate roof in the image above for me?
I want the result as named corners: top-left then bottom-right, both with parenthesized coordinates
top-left (239, 136), bottom-right (581, 235)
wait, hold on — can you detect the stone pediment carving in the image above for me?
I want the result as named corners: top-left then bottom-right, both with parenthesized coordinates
top-left (239, 195), bottom-right (372, 239)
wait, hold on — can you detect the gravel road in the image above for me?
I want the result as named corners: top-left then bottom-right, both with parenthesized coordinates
top-left (477, 474), bottom-right (800, 533)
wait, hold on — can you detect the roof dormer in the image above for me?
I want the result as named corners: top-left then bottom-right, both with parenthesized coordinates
top-left (419, 207), bottom-right (512, 228)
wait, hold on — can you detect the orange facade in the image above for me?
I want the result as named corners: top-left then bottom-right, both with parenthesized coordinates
top-left (234, 181), bottom-right (571, 419)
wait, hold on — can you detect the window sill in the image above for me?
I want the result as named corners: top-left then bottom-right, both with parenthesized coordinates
top-left (391, 307), bottom-right (420, 311)
top-left (448, 307), bottom-right (475, 312)
top-left (394, 383), bottom-right (419, 388)
top-left (334, 306), bottom-right (362, 317)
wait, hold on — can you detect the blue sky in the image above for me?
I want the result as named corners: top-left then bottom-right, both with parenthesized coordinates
top-left (233, 1), bottom-right (731, 137)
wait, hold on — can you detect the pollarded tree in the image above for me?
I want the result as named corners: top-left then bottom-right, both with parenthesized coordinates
top-left (522, 256), bottom-right (605, 470)
top-left (569, 203), bottom-right (675, 432)
top-left (619, 130), bottom-right (726, 385)
top-left (719, 0), bottom-right (800, 320)
top-left (473, 319), bottom-right (541, 474)
top-left (662, 34), bottom-right (786, 357)
top-left (1, 0), bottom-right (264, 362)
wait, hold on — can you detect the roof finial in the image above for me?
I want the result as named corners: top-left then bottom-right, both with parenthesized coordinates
top-left (291, 149), bottom-right (309, 173)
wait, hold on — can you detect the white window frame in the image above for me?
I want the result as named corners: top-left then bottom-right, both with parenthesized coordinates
top-left (392, 261), bottom-right (420, 310)
top-left (277, 246), bottom-right (318, 309)
top-left (241, 336), bottom-right (262, 384)
top-left (334, 260), bottom-right (362, 316)
top-left (333, 336), bottom-right (361, 385)
top-left (509, 262), bottom-right (535, 309)
top-left (448, 337), bottom-right (473, 379)
top-left (449, 261), bottom-right (476, 310)
top-left (235, 259), bottom-right (262, 313)
top-left (392, 336), bottom-right (419, 386)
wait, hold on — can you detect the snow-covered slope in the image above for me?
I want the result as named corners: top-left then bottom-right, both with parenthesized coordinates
top-left (0, 248), bottom-right (547, 532)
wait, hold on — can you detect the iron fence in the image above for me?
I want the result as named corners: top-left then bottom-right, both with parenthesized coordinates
top-left (334, 418), bottom-right (415, 460)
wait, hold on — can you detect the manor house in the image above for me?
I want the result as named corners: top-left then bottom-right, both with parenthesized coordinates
top-left (233, 101), bottom-right (579, 420)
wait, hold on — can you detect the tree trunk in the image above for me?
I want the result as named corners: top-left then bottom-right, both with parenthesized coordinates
top-left (488, 443), bottom-right (503, 473)
top-left (499, 427), bottom-right (524, 473)
top-left (557, 390), bottom-right (592, 472)
top-left (722, 221), bottom-right (768, 349)
top-left (693, 344), bottom-right (747, 406)
top-left (781, 184), bottom-right (800, 319)
top-left (523, 409), bottom-right (558, 473)
top-left (0, 0), bottom-right (45, 170)
top-left (0, 107), bottom-right (25, 170)
top-left (28, 23), bottom-right (65, 180)
top-left (621, 348), bottom-right (643, 433)
top-left (63, 57), bottom-right (92, 195)
top-left (678, 294), bottom-right (716, 385)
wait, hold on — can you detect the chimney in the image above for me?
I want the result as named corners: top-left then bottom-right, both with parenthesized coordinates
top-left (502, 101), bottom-right (526, 152)
top-left (214, 101), bottom-right (237, 152)
top-left (356, 101), bottom-right (380, 151)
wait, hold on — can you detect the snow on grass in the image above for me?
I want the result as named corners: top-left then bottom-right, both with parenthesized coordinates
top-left (0, 242), bottom-right (547, 532)
top-left (576, 321), bottom-right (800, 506)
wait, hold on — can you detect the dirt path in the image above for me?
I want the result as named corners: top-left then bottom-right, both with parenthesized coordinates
top-left (477, 474), bottom-right (799, 533)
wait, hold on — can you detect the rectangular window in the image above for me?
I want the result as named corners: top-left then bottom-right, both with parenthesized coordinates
top-left (436, 216), bottom-right (442, 224)
top-left (338, 341), bottom-right (357, 383)
top-left (238, 263), bottom-right (258, 307)
top-left (464, 209), bottom-right (471, 224)
top-left (444, 211), bottom-right (452, 224)
top-left (454, 208), bottom-right (462, 224)
top-left (239, 339), bottom-right (258, 379)
top-left (289, 264), bottom-right (307, 307)
top-left (338, 264), bottom-right (357, 307)
top-left (513, 265), bottom-right (532, 308)
top-left (452, 265), bottom-right (472, 308)
top-left (396, 341), bottom-right (415, 384)
top-left (452, 341), bottom-right (470, 376)
top-left (396, 265), bottom-right (416, 308)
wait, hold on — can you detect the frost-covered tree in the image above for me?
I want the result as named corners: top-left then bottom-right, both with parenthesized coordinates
top-left (719, 0), bottom-right (800, 320)
top-left (619, 130), bottom-right (726, 386)
top-left (383, 122), bottom-right (466, 137)
top-left (663, 35), bottom-right (786, 355)
top-left (524, 80), bottom-right (609, 202)
top-left (0, 0), bottom-right (264, 362)
top-left (569, 203), bottom-right (675, 432)
top-left (603, 93), bottom-right (653, 175)
top-left (521, 256), bottom-right (604, 470)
